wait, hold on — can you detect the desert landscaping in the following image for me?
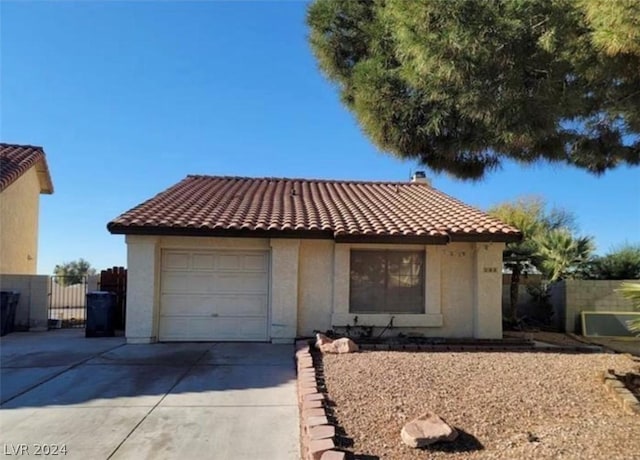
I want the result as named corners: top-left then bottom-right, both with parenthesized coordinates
top-left (321, 350), bottom-right (640, 459)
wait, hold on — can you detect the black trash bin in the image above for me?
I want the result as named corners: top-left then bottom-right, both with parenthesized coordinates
top-left (86, 291), bottom-right (116, 338)
top-left (0, 291), bottom-right (20, 337)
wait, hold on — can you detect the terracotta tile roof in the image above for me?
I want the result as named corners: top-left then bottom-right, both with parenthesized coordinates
top-left (0, 143), bottom-right (54, 193)
top-left (108, 175), bottom-right (521, 243)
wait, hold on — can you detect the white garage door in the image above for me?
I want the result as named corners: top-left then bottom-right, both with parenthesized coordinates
top-left (159, 250), bottom-right (269, 341)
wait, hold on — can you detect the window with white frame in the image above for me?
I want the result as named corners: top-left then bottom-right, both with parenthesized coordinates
top-left (349, 250), bottom-right (425, 314)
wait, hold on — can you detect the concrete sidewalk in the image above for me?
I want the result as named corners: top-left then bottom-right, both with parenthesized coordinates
top-left (0, 330), bottom-right (300, 459)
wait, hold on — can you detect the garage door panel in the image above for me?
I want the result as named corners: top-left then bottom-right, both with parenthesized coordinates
top-left (159, 316), bottom-right (267, 341)
top-left (162, 273), bottom-right (214, 294)
top-left (159, 317), bottom-right (217, 341)
top-left (162, 274), bottom-right (191, 293)
top-left (215, 294), bottom-right (267, 316)
top-left (160, 250), bottom-right (269, 341)
top-left (160, 294), bottom-right (216, 316)
top-left (243, 254), bottom-right (268, 271)
top-left (192, 253), bottom-right (215, 270)
top-left (217, 254), bottom-right (242, 270)
top-left (213, 317), bottom-right (267, 340)
top-left (163, 252), bottom-right (190, 270)
top-left (161, 294), bottom-right (266, 317)
top-left (215, 273), bottom-right (266, 292)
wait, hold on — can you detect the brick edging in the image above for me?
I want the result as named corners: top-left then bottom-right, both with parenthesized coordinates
top-left (602, 370), bottom-right (640, 415)
top-left (295, 340), bottom-right (345, 460)
top-left (358, 343), bottom-right (600, 353)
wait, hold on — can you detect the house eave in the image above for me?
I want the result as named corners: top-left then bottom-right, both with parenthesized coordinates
top-left (448, 233), bottom-right (522, 243)
top-left (107, 224), bottom-right (335, 240)
top-left (108, 224), bottom-right (520, 244)
top-left (35, 158), bottom-right (54, 194)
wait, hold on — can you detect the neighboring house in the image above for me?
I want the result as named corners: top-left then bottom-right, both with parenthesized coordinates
top-left (108, 174), bottom-right (520, 344)
top-left (0, 143), bottom-right (54, 274)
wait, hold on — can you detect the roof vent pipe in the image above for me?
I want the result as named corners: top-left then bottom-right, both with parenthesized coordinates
top-left (411, 170), bottom-right (430, 184)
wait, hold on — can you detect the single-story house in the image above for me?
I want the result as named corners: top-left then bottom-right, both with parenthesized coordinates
top-left (108, 174), bottom-right (520, 344)
top-left (0, 143), bottom-right (54, 274)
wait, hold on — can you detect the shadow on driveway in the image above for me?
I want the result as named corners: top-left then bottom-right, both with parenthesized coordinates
top-left (1, 330), bottom-right (296, 409)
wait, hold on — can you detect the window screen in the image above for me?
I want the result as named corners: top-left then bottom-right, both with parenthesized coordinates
top-left (349, 250), bottom-right (425, 314)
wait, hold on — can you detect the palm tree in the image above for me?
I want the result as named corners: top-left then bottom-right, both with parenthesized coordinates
top-left (489, 197), bottom-right (577, 324)
top-left (619, 283), bottom-right (640, 335)
top-left (535, 229), bottom-right (595, 282)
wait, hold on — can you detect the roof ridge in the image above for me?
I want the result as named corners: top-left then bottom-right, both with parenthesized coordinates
top-left (0, 142), bottom-right (45, 151)
top-left (185, 174), bottom-right (431, 186)
top-left (0, 143), bottom-right (53, 193)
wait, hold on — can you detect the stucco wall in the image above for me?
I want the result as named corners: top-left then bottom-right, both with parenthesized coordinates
top-left (550, 279), bottom-right (637, 333)
top-left (440, 243), bottom-right (474, 337)
top-left (297, 239), bottom-right (334, 335)
top-left (0, 274), bottom-right (50, 331)
top-left (123, 236), bottom-right (505, 343)
top-left (0, 168), bottom-right (40, 274)
top-left (298, 241), bottom-right (504, 339)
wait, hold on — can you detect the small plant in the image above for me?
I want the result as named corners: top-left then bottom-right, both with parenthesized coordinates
top-left (526, 282), bottom-right (554, 326)
top-left (618, 282), bottom-right (640, 335)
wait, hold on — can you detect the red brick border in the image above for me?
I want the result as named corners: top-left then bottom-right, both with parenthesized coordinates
top-left (295, 340), bottom-right (345, 460)
top-left (602, 370), bottom-right (640, 415)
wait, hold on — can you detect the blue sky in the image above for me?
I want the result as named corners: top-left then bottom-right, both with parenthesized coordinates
top-left (2, 1), bottom-right (639, 275)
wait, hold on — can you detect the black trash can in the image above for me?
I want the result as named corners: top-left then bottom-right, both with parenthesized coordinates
top-left (86, 291), bottom-right (116, 338)
top-left (0, 291), bottom-right (20, 337)
top-left (1, 291), bottom-right (20, 336)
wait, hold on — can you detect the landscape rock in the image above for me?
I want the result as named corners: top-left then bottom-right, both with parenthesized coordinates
top-left (315, 333), bottom-right (333, 348)
top-left (315, 334), bottom-right (359, 354)
top-left (400, 411), bottom-right (458, 448)
top-left (333, 337), bottom-right (359, 353)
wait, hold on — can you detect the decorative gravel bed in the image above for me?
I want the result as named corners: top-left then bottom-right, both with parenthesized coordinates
top-left (322, 351), bottom-right (640, 459)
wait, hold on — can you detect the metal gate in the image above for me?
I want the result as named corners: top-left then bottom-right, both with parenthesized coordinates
top-left (49, 275), bottom-right (88, 328)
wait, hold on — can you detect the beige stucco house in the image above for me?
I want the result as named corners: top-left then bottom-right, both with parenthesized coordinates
top-left (0, 143), bottom-right (54, 274)
top-left (108, 174), bottom-right (520, 344)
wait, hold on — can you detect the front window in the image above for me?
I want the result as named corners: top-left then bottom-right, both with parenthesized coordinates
top-left (349, 250), bottom-right (425, 314)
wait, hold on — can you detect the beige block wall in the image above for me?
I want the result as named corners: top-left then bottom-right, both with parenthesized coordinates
top-left (0, 274), bottom-right (50, 330)
top-left (0, 168), bottom-right (41, 274)
top-left (553, 279), bottom-right (637, 333)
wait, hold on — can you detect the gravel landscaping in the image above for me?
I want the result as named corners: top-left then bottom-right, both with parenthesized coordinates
top-left (322, 351), bottom-right (640, 459)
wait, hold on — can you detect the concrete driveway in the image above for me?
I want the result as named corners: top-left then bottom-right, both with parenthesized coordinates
top-left (0, 330), bottom-right (300, 459)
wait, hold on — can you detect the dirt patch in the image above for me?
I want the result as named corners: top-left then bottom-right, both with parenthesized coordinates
top-left (322, 351), bottom-right (640, 459)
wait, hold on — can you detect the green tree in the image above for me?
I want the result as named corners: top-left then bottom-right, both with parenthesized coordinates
top-left (488, 197), bottom-right (590, 323)
top-left (53, 259), bottom-right (96, 286)
top-left (307, 0), bottom-right (640, 180)
top-left (587, 244), bottom-right (640, 279)
top-left (579, 0), bottom-right (640, 56)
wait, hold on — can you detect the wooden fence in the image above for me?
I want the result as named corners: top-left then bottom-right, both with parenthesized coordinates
top-left (99, 266), bottom-right (127, 330)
